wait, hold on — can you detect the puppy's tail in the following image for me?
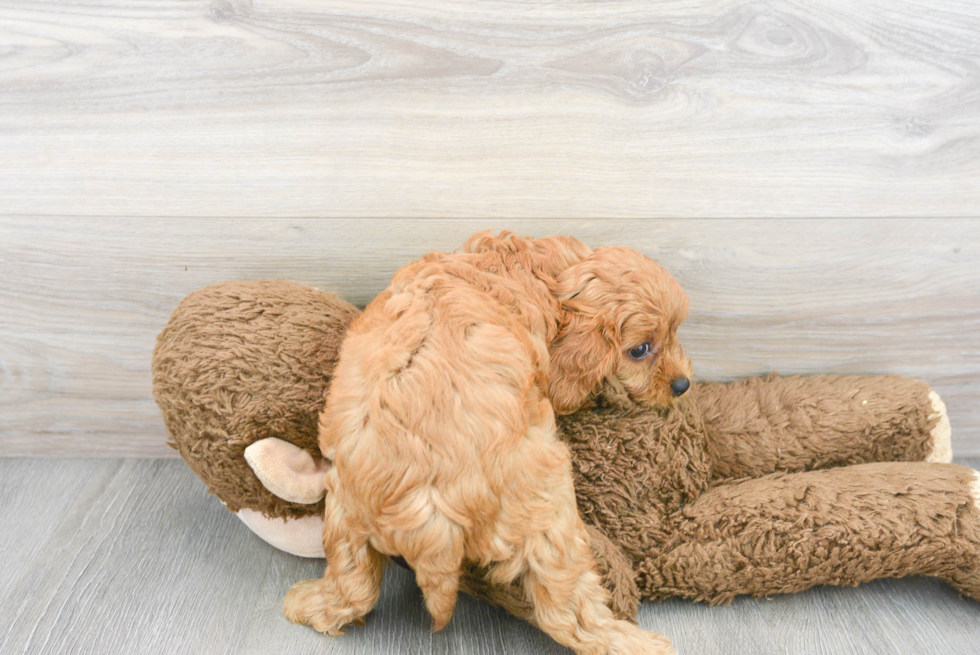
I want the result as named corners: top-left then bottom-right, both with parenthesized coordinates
top-left (417, 564), bottom-right (462, 632)
top-left (388, 491), bottom-right (466, 631)
top-left (409, 523), bottom-right (465, 631)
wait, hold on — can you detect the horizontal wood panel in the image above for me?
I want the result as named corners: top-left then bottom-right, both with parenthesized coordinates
top-left (0, 0), bottom-right (978, 217)
top-left (1, 218), bottom-right (978, 456)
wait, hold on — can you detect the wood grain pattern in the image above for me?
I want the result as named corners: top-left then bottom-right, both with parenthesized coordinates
top-left (0, 0), bottom-right (978, 218)
top-left (1, 458), bottom-right (979, 654)
top-left (1, 218), bottom-right (978, 457)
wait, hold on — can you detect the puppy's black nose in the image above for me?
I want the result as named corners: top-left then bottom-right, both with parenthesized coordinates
top-left (671, 377), bottom-right (691, 397)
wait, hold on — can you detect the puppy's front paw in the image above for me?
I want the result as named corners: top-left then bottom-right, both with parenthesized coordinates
top-left (607, 621), bottom-right (676, 655)
top-left (283, 578), bottom-right (363, 636)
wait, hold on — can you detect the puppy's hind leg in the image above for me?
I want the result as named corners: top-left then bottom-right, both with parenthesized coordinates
top-left (283, 476), bottom-right (385, 635)
top-left (522, 510), bottom-right (674, 654)
top-left (500, 445), bottom-right (675, 655)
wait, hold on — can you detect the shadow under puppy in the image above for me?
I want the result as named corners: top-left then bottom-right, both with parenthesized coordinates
top-left (284, 231), bottom-right (691, 655)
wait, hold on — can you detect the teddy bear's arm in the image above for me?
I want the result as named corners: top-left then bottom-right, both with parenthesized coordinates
top-left (635, 461), bottom-right (980, 605)
top-left (696, 374), bottom-right (951, 481)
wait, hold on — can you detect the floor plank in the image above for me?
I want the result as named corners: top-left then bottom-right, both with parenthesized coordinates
top-left (1, 0), bottom-right (978, 218)
top-left (1, 458), bottom-right (978, 654)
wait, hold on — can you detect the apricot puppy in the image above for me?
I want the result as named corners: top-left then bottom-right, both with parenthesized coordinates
top-left (284, 231), bottom-right (690, 654)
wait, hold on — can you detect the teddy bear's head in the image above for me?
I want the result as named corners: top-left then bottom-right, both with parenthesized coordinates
top-left (152, 280), bottom-right (361, 527)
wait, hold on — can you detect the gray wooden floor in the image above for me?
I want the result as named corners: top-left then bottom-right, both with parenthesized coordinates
top-left (2, 458), bottom-right (978, 654)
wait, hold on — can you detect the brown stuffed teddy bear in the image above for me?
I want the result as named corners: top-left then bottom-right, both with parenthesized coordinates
top-left (153, 280), bottom-right (980, 631)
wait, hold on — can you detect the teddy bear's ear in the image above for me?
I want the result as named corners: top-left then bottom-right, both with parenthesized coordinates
top-left (244, 438), bottom-right (330, 504)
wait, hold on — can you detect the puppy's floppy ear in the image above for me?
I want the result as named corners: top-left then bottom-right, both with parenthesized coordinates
top-left (549, 314), bottom-right (618, 415)
top-left (549, 263), bottom-right (619, 415)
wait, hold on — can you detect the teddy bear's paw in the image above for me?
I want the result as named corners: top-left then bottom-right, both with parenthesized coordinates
top-left (946, 470), bottom-right (980, 602)
top-left (606, 621), bottom-right (676, 655)
top-left (283, 578), bottom-right (369, 636)
top-left (925, 390), bottom-right (953, 463)
top-left (948, 568), bottom-right (980, 603)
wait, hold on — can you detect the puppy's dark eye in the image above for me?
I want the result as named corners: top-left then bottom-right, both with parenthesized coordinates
top-left (628, 342), bottom-right (652, 360)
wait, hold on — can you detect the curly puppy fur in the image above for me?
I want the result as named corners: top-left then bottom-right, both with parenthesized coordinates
top-left (284, 232), bottom-right (690, 655)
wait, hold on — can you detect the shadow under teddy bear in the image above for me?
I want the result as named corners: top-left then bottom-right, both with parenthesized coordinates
top-left (153, 280), bottom-right (980, 625)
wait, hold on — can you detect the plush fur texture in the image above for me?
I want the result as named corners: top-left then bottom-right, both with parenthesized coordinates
top-left (561, 383), bottom-right (980, 606)
top-left (153, 269), bottom-right (980, 652)
top-left (153, 280), bottom-right (358, 519)
top-left (282, 232), bottom-right (688, 654)
top-left (697, 373), bottom-right (944, 481)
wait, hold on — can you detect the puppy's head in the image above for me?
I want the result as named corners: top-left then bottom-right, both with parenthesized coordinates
top-left (549, 247), bottom-right (692, 415)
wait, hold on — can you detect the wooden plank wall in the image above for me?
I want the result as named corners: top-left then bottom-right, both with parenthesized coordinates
top-left (1, 218), bottom-right (978, 457)
top-left (0, 0), bottom-right (978, 218)
top-left (0, 0), bottom-right (978, 456)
